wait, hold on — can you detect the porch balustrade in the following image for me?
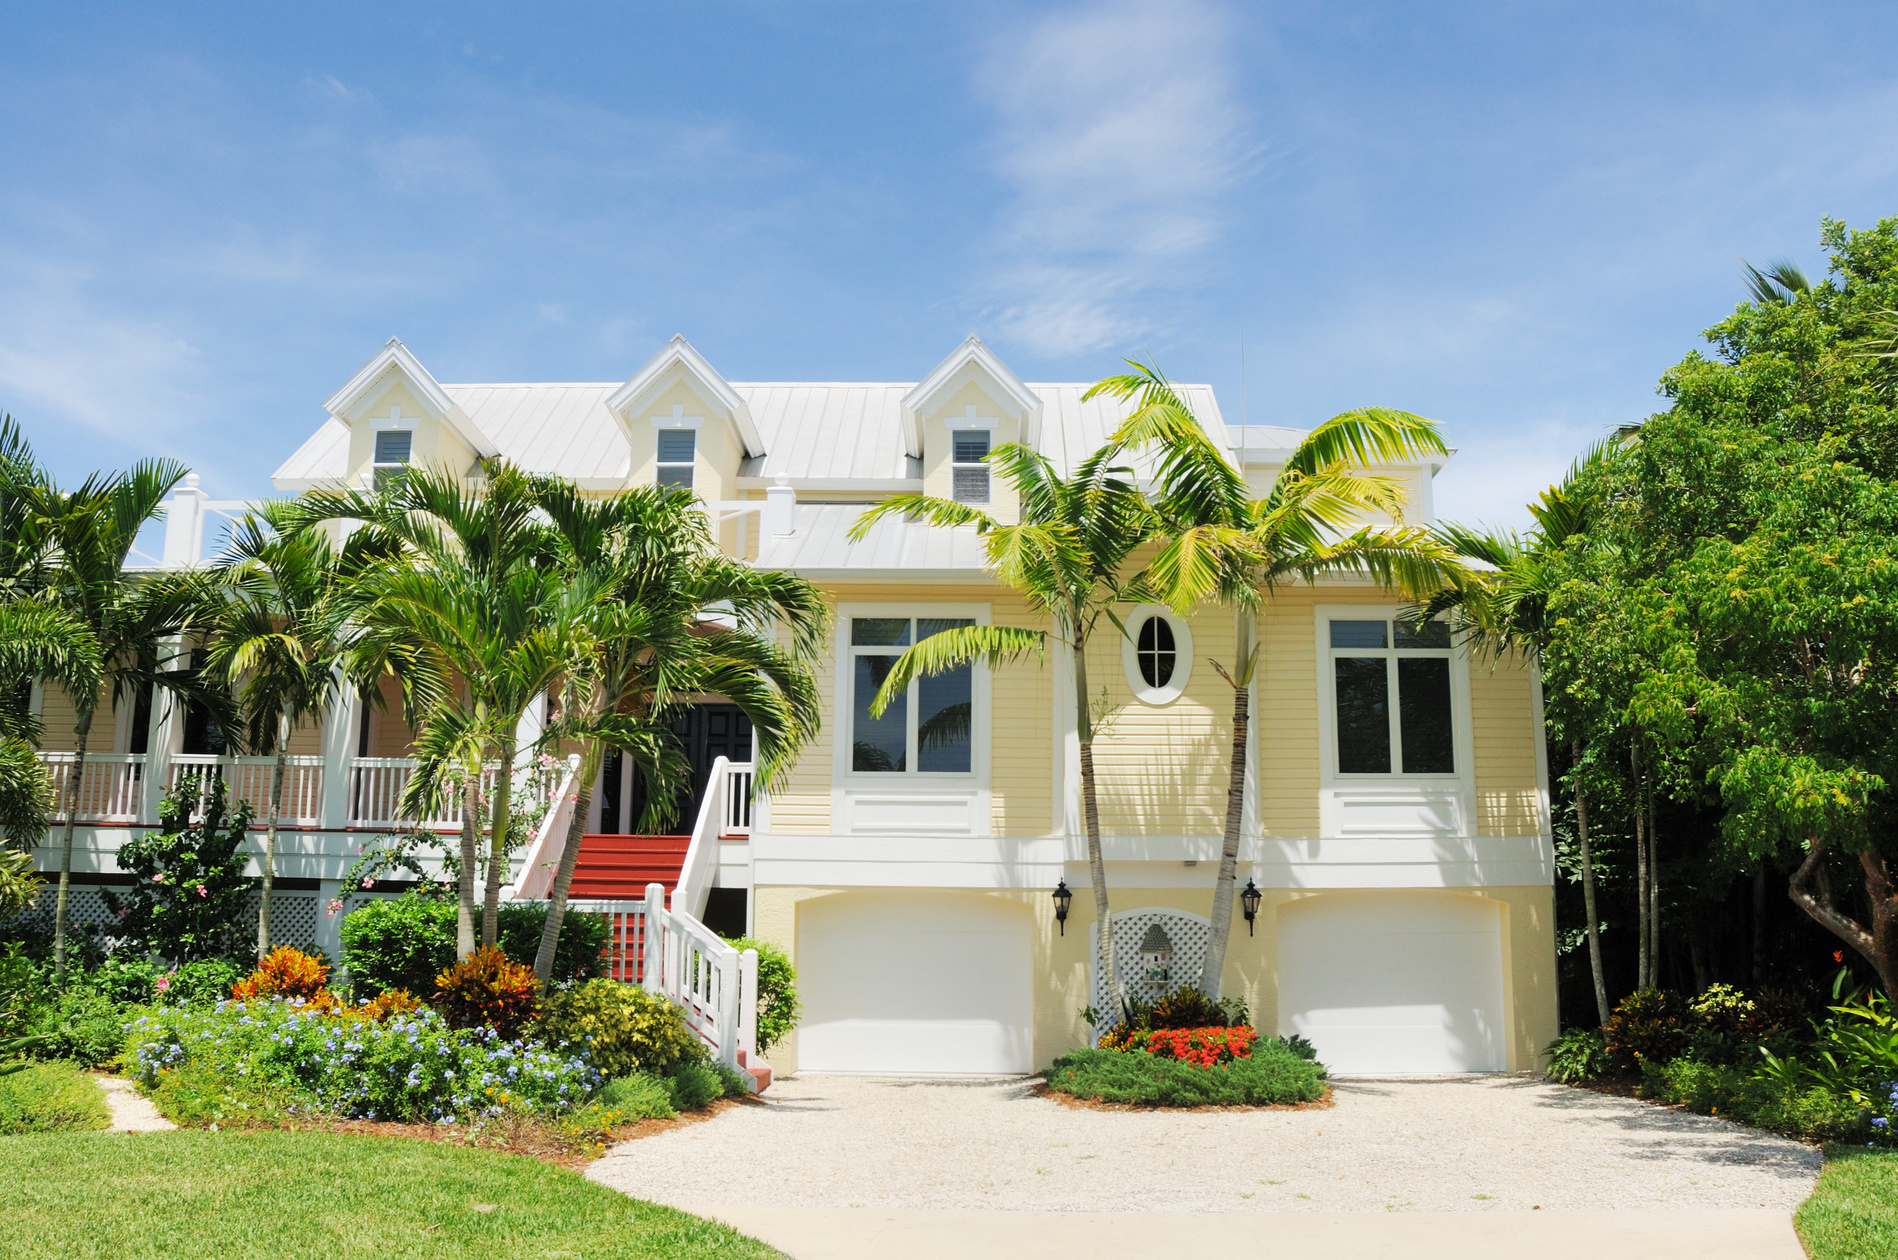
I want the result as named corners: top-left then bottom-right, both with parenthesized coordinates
top-left (41, 752), bottom-right (145, 823)
top-left (167, 754), bottom-right (326, 824)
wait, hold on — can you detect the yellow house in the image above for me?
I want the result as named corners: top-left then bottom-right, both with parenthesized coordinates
top-left (38, 333), bottom-right (1557, 1081)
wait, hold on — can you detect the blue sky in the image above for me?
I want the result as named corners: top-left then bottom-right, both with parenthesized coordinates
top-left (3, 1), bottom-right (1896, 528)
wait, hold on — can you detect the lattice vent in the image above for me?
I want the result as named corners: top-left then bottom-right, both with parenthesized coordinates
top-left (1090, 907), bottom-right (1212, 1020)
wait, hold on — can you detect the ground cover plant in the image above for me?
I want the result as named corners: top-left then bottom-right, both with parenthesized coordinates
top-left (0, 1129), bottom-right (779, 1260)
top-left (1048, 1035), bottom-right (1326, 1107)
top-left (0, 1060), bottom-right (109, 1134)
top-left (1794, 1147), bottom-right (1898, 1260)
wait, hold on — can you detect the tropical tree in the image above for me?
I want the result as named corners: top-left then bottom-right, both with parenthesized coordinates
top-left (2, 444), bottom-right (232, 978)
top-left (205, 508), bottom-right (348, 958)
top-left (0, 599), bottom-right (101, 917)
top-left (528, 481), bottom-right (827, 981)
top-left (288, 461), bottom-right (589, 956)
top-left (1089, 363), bottom-right (1459, 999)
top-left (850, 441), bottom-right (1159, 1021)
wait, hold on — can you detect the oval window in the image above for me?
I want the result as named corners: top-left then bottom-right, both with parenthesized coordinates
top-left (1121, 605), bottom-right (1193, 704)
top-left (1136, 615), bottom-right (1176, 688)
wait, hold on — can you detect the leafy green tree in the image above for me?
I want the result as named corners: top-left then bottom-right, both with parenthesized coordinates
top-left (1090, 362), bottom-right (1458, 998)
top-left (102, 777), bottom-right (258, 963)
top-left (206, 509), bottom-right (348, 958)
top-left (851, 441), bottom-right (1160, 1019)
top-left (528, 479), bottom-right (826, 982)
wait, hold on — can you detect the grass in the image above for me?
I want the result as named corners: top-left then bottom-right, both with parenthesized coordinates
top-left (0, 1063), bottom-right (110, 1134)
top-left (0, 1130), bottom-right (780, 1259)
top-left (1795, 1146), bottom-right (1898, 1260)
top-left (1046, 1043), bottom-right (1326, 1107)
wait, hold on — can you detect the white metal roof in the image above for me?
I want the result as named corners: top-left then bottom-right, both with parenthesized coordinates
top-left (752, 505), bottom-right (990, 578)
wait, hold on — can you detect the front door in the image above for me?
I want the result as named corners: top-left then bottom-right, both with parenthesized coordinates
top-left (609, 704), bottom-right (751, 834)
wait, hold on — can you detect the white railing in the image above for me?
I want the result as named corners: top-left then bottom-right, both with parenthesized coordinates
top-left (168, 755), bottom-right (325, 824)
top-left (508, 885), bottom-right (757, 1088)
top-left (41, 753), bottom-right (145, 823)
top-left (673, 757), bottom-right (751, 921)
top-left (505, 758), bottom-right (580, 901)
top-left (346, 758), bottom-right (500, 828)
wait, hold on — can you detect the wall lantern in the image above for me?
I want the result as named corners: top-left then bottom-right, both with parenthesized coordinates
top-left (1052, 881), bottom-right (1072, 935)
top-left (1241, 879), bottom-right (1262, 936)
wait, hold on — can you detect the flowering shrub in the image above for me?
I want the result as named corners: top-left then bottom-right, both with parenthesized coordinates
top-left (231, 947), bottom-right (341, 1013)
top-left (1139, 1025), bottom-right (1258, 1068)
top-left (125, 997), bottom-right (598, 1124)
top-left (1096, 985), bottom-right (1250, 1050)
top-left (1602, 988), bottom-right (1693, 1075)
top-left (99, 777), bottom-right (257, 963)
top-left (433, 946), bottom-right (541, 1038)
top-left (535, 978), bottom-right (704, 1078)
top-left (1049, 1039), bottom-right (1326, 1107)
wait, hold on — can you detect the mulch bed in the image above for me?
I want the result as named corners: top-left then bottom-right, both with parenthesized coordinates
top-left (1034, 1080), bottom-right (1335, 1114)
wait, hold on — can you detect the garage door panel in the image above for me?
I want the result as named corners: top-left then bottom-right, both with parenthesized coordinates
top-left (799, 892), bottom-right (1033, 1075)
top-left (1279, 891), bottom-right (1506, 1074)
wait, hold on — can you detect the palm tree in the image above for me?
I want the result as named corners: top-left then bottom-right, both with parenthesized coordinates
top-left (851, 441), bottom-right (1160, 1022)
top-left (528, 481), bottom-right (827, 981)
top-left (1427, 438), bottom-right (1625, 1026)
top-left (289, 461), bottom-right (589, 955)
top-left (0, 598), bottom-right (101, 917)
top-left (2, 444), bottom-right (233, 978)
top-left (1090, 363), bottom-right (1460, 998)
top-left (205, 508), bottom-right (347, 958)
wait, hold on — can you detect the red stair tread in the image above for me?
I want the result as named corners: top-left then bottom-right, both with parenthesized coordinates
top-left (569, 833), bottom-right (692, 900)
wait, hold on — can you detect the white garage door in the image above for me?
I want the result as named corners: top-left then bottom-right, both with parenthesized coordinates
top-left (1278, 891), bottom-right (1506, 1074)
top-left (798, 891), bottom-right (1033, 1075)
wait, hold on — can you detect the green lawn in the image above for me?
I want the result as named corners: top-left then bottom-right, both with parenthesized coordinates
top-left (1796, 1146), bottom-right (1898, 1260)
top-left (1, 1129), bottom-right (780, 1259)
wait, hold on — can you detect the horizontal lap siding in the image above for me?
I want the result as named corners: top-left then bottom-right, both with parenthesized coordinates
top-left (1257, 591), bottom-right (1321, 837)
top-left (768, 596), bottom-right (837, 833)
top-left (1470, 653), bottom-right (1543, 837)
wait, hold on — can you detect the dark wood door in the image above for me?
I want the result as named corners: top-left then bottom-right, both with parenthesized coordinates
top-left (628, 704), bottom-right (752, 833)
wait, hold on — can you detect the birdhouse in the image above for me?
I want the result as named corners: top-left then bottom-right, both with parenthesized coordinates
top-left (1139, 923), bottom-right (1174, 989)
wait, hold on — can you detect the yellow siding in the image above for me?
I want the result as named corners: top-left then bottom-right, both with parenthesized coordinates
top-left (918, 380), bottom-right (1023, 526)
top-left (1471, 651), bottom-right (1543, 836)
top-left (1255, 589), bottom-right (1323, 837)
top-left (285, 718), bottom-right (325, 758)
top-left (35, 683), bottom-right (100, 753)
top-left (1086, 605), bottom-right (1233, 835)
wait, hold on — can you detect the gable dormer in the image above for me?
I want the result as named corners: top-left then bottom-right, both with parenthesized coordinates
top-left (608, 336), bottom-right (763, 504)
top-left (326, 338), bottom-right (496, 489)
top-left (903, 337), bottom-right (1042, 523)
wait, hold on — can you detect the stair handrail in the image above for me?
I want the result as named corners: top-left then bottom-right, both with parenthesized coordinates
top-left (672, 756), bottom-right (748, 921)
top-left (641, 880), bottom-right (757, 1090)
top-left (504, 755), bottom-right (580, 901)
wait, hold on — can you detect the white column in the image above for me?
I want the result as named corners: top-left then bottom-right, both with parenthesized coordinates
top-left (320, 684), bottom-right (361, 831)
top-left (140, 635), bottom-right (187, 822)
top-left (160, 474), bottom-right (206, 568)
top-left (762, 476), bottom-right (796, 536)
top-left (314, 879), bottom-right (345, 965)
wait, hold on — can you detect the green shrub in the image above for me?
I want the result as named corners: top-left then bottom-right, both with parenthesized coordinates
top-left (1545, 1027), bottom-right (1611, 1083)
top-left (593, 1072), bottom-right (679, 1121)
top-left (537, 979), bottom-right (704, 1078)
top-left (1643, 1057), bottom-right (1875, 1144)
top-left (1047, 1041), bottom-right (1326, 1107)
top-left (340, 893), bottom-right (608, 997)
top-left (0, 1061), bottom-right (109, 1133)
top-left (100, 777), bottom-right (257, 963)
top-left (723, 934), bottom-right (799, 1054)
top-left (161, 958), bottom-right (244, 1009)
top-left (23, 987), bottom-right (125, 1068)
top-left (1602, 988), bottom-right (1693, 1075)
top-left (1685, 984), bottom-right (1807, 1069)
top-left (661, 1061), bottom-right (724, 1110)
top-left (88, 956), bottom-right (161, 1006)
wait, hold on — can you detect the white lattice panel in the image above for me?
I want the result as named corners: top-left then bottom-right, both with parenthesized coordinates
top-left (1090, 907), bottom-right (1212, 1019)
top-left (1, 886), bottom-right (320, 959)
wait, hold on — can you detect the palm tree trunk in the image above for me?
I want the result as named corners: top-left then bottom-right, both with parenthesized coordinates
top-left (1633, 743), bottom-right (1649, 989)
top-left (1199, 631), bottom-right (1252, 999)
top-left (534, 739), bottom-right (603, 983)
top-left (52, 711), bottom-right (92, 983)
top-left (259, 726), bottom-right (286, 960)
top-left (1573, 740), bottom-right (1609, 1026)
top-left (456, 773), bottom-right (479, 957)
top-left (1072, 636), bottom-right (1126, 1025)
top-left (481, 733), bottom-right (517, 948)
top-left (1647, 780), bottom-right (1661, 987)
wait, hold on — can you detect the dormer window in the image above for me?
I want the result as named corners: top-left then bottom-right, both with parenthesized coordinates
top-left (372, 426), bottom-right (412, 491)
top-left (657, 428), bottom-right (696, 490)
top-left (951, 429), bottom-right (990, 504)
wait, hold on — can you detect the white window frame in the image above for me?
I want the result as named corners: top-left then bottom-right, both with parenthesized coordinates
top-left (1120, 604), bottom-right (1193, 705)
top-left (652, 408), bottom-right (703, 491)
top-left (1313, 604), bottom-right (1476, 838)
top-left (946, 410), bottom-right (997, 506)
top-left (369, 408), bottom-right (417, 489)
top-left (831, 602), bottom-right (992, 835)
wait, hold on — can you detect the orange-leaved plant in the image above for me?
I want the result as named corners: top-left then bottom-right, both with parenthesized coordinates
top-left (231, 946), bottom-right (342, 1013)
top-left (433, 946), bottom-right (541, 1037)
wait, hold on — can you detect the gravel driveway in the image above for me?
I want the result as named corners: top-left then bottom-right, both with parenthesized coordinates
top-left (587, 1074), bottom-right (1822, 1213)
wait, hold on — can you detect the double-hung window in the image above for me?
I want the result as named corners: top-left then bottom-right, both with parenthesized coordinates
top-left (1328, 617), bottom-right (1455, 776)
top-left (372, 429), bottom-right (412, 490)
top-left (950, 430), bottom-right (990, 504)
top-left (656, 429), bottom-right (696, 490)
top-left (848, 616), bottom-right (975, 774)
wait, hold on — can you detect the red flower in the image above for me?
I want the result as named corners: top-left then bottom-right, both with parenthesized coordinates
top-left (1834, 951), bottom-right (1844, 964)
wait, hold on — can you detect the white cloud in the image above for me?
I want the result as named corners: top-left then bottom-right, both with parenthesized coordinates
top-left (972, 0), bottom-right (1247, 357)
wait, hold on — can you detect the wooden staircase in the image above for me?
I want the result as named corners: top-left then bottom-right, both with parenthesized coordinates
top-left (568, 834), bottom-right (692, 901)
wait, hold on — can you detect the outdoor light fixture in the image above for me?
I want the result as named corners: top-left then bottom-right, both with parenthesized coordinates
top-left (1241, 879), bottom-right (1262, 936)
top-left (1052, 881), bottom-right (1073, 935)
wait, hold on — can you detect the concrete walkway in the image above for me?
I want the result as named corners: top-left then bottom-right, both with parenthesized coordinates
top-left (96, 1076), bottom-right (175, 1131)
top-left (678, 1205), bottom-right (1807, 1260)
